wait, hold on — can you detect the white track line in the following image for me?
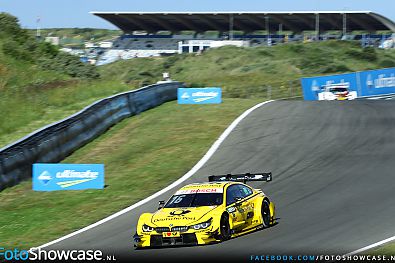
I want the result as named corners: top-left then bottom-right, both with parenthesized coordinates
top-left (36, 100), bottom-right (275, 249)
top-left (344, 235), bottom-right (395, 256)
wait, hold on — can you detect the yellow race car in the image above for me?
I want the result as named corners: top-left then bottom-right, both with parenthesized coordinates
top-left (133, 172), bottom-right (275, 248)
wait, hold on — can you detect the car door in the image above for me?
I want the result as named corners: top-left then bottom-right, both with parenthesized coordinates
top-left (225, 185), bottom-right (246, 229)
top-left (236, 184), bottom-right (256, 227)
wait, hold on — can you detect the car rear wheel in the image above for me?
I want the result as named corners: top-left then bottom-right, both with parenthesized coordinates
top-left (261, 200), bottom-right (271, 228)
top-left (219, 214), bottom-right (231, 241)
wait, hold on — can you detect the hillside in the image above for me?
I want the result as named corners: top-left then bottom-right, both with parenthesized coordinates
top-left (28, 28), bottom-right (122, 48)
top-left (100, 40), bottom-right (395, 99)
top-left (1, 11), bottom-right (395, 148)
top-left (0, 13), bottom-right (131, 148)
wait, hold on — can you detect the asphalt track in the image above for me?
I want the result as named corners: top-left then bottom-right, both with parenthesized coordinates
top-left (48, 100), bottom-right (395, 262)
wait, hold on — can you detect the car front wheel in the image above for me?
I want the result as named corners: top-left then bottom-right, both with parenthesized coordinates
top-left (219, 213), bottom-right (231, 241)
top-left (261, 200), bottom-right (271, 228)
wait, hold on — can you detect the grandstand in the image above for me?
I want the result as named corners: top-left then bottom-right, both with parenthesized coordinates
top-left (91, 11), bottom-right (395, 65)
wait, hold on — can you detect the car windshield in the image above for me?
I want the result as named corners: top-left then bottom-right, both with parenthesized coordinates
top-left (329, 87), bottom-right (348, 93)
top-left (164, 193), bottom-right (223, 208)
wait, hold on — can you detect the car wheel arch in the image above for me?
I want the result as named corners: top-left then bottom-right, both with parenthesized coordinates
top-left (219, 212), bottom-right (232, 241)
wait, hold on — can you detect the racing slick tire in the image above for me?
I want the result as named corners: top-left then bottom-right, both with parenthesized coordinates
top-left (261, 200), bottom-right (271, 228)
top-left (219, 213), bottom-right (231, 241)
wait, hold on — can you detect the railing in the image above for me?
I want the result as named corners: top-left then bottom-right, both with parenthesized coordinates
top-left (0, 81), bottom-right (183, 191)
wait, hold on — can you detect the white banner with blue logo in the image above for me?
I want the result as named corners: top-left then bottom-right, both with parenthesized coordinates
top-left (33, 163), bottom-right (104, 191)
top-left (178, 88), bottom-right (222, 104)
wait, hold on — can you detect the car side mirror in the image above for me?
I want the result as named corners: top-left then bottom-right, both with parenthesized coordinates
top-left (158, 200), bottom-right (165, 210)
top-left (235, 197), bottom-right (243, 206)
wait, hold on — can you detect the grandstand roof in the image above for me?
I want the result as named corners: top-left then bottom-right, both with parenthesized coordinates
top-left (90, 11), bottom-right (395, 34)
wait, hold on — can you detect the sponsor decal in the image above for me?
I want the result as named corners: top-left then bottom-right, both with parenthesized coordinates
top-left (366, 74), bottom-right (374, 87)
top-left (227, 207), bottom-right (236, 213)
top-left (191, 91), bottom-right (219, 102)
top-left (181, 92), bottom-right (190, 99)
top-left (182, 183), bottom-right (223, 188)
top-left (177, 88), bottom-right (222, 104)
top-left (38, 171), bottom-right (52, 185)
top-left (152, 216), bottom-right (196, 223)
top-left (175, 188), bottom-right (223, 195)
top-left (169, 209), bottom-right (192, 216)
top-left (33, 164), bottom-right (104, 191)
top-left (374, 74), bottom-right (395, 88)
top-left (175, 184), bottom-right (224, 195)
top-left (162, 232), bottom-right (180, 237)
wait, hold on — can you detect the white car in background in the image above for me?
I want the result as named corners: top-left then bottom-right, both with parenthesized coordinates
top-left (318, 85), bottom-right (357, 101)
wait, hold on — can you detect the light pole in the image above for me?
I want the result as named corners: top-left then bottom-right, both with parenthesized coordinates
top-left (229, 14), bottom-right (234, 40)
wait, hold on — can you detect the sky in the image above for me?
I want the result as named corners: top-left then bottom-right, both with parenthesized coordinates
top-left (1, 0), bottom-right (395, 29)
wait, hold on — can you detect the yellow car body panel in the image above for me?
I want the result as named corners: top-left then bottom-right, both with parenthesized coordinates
top-left (134, 182), bottom-right (275, 248)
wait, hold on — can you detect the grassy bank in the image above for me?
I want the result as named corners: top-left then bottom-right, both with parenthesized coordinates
top-left (370, 241), bottom-right (395, 255)
top-left (0, 12), bottom-right (106, 147)
top-left (100, 41), bottom-right (395, 99)
top-left (0, 80), bottom-right (132, 148)
top-left (0, 98), bottom-right (261, 248)
top-left (2, 40), bottom-right (395, 148)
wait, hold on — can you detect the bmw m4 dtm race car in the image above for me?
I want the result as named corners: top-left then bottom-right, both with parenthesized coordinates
top-left (318, 84), bottom-right (357, 101)
top-left (133, 172), bottom-right (275, 248)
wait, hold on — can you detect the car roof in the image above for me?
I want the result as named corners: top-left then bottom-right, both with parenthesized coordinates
top-left (184, 181), bottom-right (237, 187)
top-left (176, 181), bottom-right (243, 192)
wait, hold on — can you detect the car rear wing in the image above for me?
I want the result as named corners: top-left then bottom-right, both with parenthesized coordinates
top-left (208, 172), bottom-right (272, 184)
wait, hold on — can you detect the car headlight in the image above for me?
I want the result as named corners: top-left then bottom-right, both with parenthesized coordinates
top-left (142, 224), bottom-right (154, 232)
top-left (192, 218), bottom-right (212, 230)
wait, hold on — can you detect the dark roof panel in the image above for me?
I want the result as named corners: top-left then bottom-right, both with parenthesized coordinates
top-left (91, 12), bottom-right (395, 33)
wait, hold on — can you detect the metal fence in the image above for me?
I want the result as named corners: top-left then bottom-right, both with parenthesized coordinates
top-left (223, 79), bottom-right (302, 100)
top-left (0, 81), bottom-right (183, 191)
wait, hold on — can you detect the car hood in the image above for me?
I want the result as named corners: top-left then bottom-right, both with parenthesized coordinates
top-left (151, 206), bottom-right (219, 226)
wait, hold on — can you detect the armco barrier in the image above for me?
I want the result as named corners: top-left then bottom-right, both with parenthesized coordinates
top-left (0, 81), bottom-right (183, 191)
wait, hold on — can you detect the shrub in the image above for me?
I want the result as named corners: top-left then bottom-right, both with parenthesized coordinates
top-left (163, 55), bottom-right (179, 69)
top-left (36, 42), bottom-right (59, 58)
top-left (2, 40), bottom-right (32, 61)
top-left (0, 12), bottom-right (30, 44)
top-left (321, 63), bottom-right (351, 73)
top-left (1, 13), bottom-right (99, 80)
top-left (287, 43), bottom-right (305, 53)
top-left (379, 59), bottom-right (395, 68)
top-left (37, 52), bottom-right (100, 79)
top-left (257, 49), bottom-right (273, 57)
top-left (345, 47), bottom-right (377, 61)
top-left (361, 47), bottom-right (377, 61)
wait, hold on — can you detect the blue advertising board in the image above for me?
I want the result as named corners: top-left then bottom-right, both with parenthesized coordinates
top-left (301, 67), bottom-right (395, 100)
top-left (33, 163), bottom-right (104, 191)
top-left (359, 67), bottom-right (395, 97)
top-left (178, 88), bottom-right (222, 104)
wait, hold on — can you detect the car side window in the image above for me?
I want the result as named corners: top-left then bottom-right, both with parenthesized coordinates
top-left (238, 185), bottom-right (253, 198)
top-left (226, 185), bottom-right (243, 206)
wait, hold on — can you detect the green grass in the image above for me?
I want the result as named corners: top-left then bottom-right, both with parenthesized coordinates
top-left (100, 41), bottom-right (395, 99)
top-left (0, 44), bottom-right (69, 90)
top-left (369, 241), bottom-right (395, 255)
top-left (0, 80), bottom-right (132, 148)
top-left (0, 98), bottom-right (261, 249)
top-left (2, 40), bottom-right (394, 148)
